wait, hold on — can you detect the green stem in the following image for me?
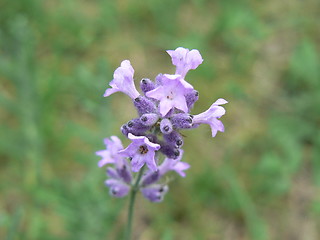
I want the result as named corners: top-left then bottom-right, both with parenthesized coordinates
top-left (125, 167), bottom-right (144, 240)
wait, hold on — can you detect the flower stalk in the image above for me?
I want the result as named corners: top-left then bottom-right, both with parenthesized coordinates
top-left (125, 167), bottom-right (145, 240)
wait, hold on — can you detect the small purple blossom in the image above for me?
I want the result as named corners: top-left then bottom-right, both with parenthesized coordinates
top-left (146, 74), bottom-right (193, 116)
top-left (95, 136), bottom-right (124, 168)
top-left (193, 98), bottom-right (228, 137)
top-left (167, 47), bottom-right (203, 78)
top-left (119, 133), bottom-right (161, 172)
top-left (104, 60), bottom-right (140, 99)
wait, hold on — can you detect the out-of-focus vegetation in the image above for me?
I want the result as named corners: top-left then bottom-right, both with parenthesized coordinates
top-left (1, 0), bottom-right (319, 239)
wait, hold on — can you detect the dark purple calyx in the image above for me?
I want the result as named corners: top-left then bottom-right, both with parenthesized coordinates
top-left (125, 118), bottom-right (150, 136)
top-left (185, 90), bottom-right (199, 111)
top-left (140, 78), bottom-right (155, 94)
top-left (134, 96), bottom-right (157, 116)
top-left (170, 113), bottom-right (193, 129)
top-left (159, 142), bottom-right (180, 159)
top-left (117, 165), bottom-right (132, 184)
top-left (141, 170), bottom-right (160, 186)
top-left (160, 118), bottom-right (173, 134)
top-left (163, 131), bottom-right (184, 148)
top-left (140, 113), bottom-right (159, 126)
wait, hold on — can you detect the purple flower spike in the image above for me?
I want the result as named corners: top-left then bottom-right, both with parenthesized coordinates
top-left (105, 179), bottom-right (130, 198)
top-left (141, 184), bottom-right (169, 202)
top-left (167, 47), bottom-right (203, 78)
top-left (96, 136), bottom-right (124, 168)
top-left (104, 60), bottom-right (140, 99)
top-left (119, 133), bottom-right (161, 172)
top-left (146, 74), bottom-right (193, 116)
top-left (193, 98), bottom-right (228, 137)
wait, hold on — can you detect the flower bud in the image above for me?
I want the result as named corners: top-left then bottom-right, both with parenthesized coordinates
top-left (121, 124), bottom-right (129, 136)
top-left (125, 118), bottom-right (150, 136)
top-left (117, 164), bottom-right (132, 184)
top-left (163, 131), bottom-right (184, 148)
top-left (106, 167), bottom-right (119, 179)
top-left (160, 118), bottom-right (173, 134)
top-left (141, 170), bottom-right (160, 186)
top-left (140, 78), bottom-right (155, 94)
top-left (185, 90), bottom-right (199, 111)
top-left (140, 113), bottom-right (159, 126)
top-left (134, 95), bottom-right (158, 116)
top-left (160, 142), bottom-right (181, 159)
top-left (170, 113), bottom-right (193, 129)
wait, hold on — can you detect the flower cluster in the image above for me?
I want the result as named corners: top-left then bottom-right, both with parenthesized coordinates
top-left (96, 47), bottom-right (227, 202)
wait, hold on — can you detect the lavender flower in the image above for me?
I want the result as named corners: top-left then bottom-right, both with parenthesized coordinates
top-left (104, 60), bottom-right (140, 99)
top-left (95, 136), bottom-right (124, 168)
top-left (146, 74), bottom-right (193, 116)
top-left (97, 47), bottom-right (227, 205)
top-left (119, 133), bottom-right (161, 172)
top-left (167, 47), bottom-right (203, 78)
top-left (193, 98), bottom-right (228, 137)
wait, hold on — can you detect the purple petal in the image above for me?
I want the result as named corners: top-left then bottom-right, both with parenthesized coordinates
top-left (104, 60), bottom-right (140, 99)
top-left (167, 47), bottom-right (203, 78)
top-left (131, 154), bottom-right (145, 172)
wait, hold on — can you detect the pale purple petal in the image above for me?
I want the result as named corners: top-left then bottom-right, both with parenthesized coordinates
top-left (172, 161), bottom-right (190, 177)
top-left (96, 136), bottom-right (124, 167)
top-left (212, 98), bottom-right (228, 106)
top-left (193, 99), bottom-right (227, 137)
top-left (172, 94), bottom-right (188, 113)
top-left (167, 47), bottom-right (203, 78)
top-left (131, 154), bottom-right (145, 172)
top-left (103, 60), bottom-right (140, 99)
top-left (159, 99), bottom-right (174, 117)
top-left (146, 85), bottom-right (165, 99)
top-left (119, 134), bottom-right (160, 172)
top-left (96, 150), bottom-right (114, 167)
top-left (146, 75), bottom-right (193, 116)
top-left (144, 151), bottom-right (158, 172)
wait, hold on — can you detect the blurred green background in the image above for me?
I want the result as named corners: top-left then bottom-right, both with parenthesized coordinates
top-left (1, 0), bottom-right (320, 239)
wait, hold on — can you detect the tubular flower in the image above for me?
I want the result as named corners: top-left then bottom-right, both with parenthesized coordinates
top-left (192, 98), bottom-right (228, 137)
top-left (167, 47), bottom-right (203, 78)
top-left (104, 60), bottom-right (140, 99)
top-left (146, 74), bottom-right (193, 116)
top-left (119, 133), bottom-right (161, 172)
